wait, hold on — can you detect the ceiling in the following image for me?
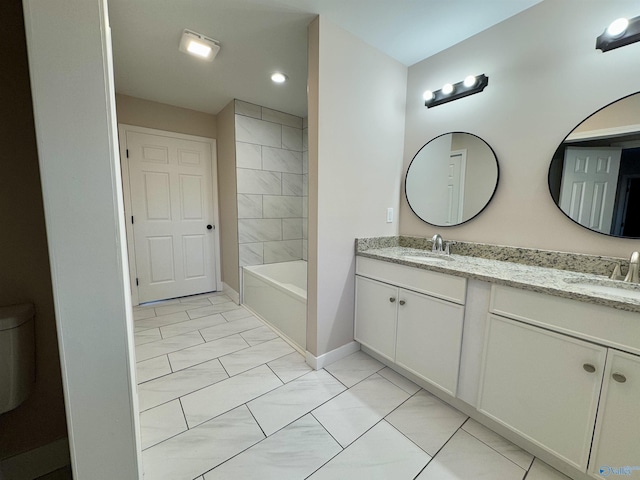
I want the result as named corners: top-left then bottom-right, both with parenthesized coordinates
top-left (108, 0), bottom-right (542, 118)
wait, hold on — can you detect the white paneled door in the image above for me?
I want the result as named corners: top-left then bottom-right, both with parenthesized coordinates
top-left (123, 128), bottom-right (218, 303)
top-left (559, 147), bottom-right (621, 234)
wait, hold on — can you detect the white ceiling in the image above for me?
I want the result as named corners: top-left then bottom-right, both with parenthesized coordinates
top-left (108, 0), bottom-right (542, 118)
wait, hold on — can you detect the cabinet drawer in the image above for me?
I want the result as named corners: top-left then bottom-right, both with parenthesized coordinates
top-left (356, 256), bottom-right (466, 304)
top-left (490, 285), bottom-right (640, 355)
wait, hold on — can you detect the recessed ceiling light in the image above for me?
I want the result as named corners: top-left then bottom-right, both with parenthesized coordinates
top-left (179, 29), bottom-right (220, 62)
top-left (271, 72), bottom-right (288, 83)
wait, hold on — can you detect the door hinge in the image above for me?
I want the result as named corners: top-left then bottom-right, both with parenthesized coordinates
top-left (136, 278), bottom-right (139, 286)
top-left (131, 216), bottom-right (134, 224)
top-left (126, 149), bottom-right (129, 158)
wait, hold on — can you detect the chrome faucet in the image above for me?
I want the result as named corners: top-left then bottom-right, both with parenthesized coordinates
top-left (432, 234), bottom-right (443, 253)
top-left (624, 251), bottom-right (639, 283)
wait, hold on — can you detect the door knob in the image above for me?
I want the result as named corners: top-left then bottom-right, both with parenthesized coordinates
top-left (207, 224), bottom-right (213, 230)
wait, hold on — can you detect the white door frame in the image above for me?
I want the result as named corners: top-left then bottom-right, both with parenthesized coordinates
top-left (119, 124), bottom-right (222, 305)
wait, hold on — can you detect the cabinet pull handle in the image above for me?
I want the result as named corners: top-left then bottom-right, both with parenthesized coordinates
top-left (583, 363), bottom-right (596, 373)
top-left (389, 297), bottom-right (396, 303)
top-left (612, 373), bottom-right (627, 383)
top-left (399, 300), bottom-right (406, 305)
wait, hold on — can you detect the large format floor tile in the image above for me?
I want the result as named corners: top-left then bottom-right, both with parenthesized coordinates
top-left (247, 369), bottom-right (346, 436)
top-left (159, 314), bottom-right (227, 339)
top-left (135, 311), bottom-right (190, 332)
top-left (324, 351), bottom-right (384, 388)
top-left (135, 331), bottom-right (204, 362)
top-left (525, 459), bottom-right (572, 480)
top-left (311, 373), bottom-right (410, 447)
top-left (377, 367), bottom-right (421, 395)
top-left (187, 302), bottom-right (242, 319)
top-left (138, 358), bottom-right (229, 411)
top-left (204, 415), bottom-right (341, 480)
top-left (139, 399), bottom-right (187, 450)
top-left (181, 365), bottom-right (283, 428)
top-left (168, 334), bottom-right (250, 371)
top-left (385, 389), bottom-right (468, 456)
top-left (218, 337), bottom-right (295, 376)
top-left (199, 316), bottom-right (263, 343)
top-left (462, 418), bottom-right (534, 470)
top-left (136, 356), bottom-right (172, 384)
top-left (135, 328), bottom-right (162, 346)
top-left (142, 406), bottom-right (264, 480)
top-left (415, 430), bottom-right (526, 480)
top-left (267, 351), bottom-right (312, 383)
top-left (308, 420), bottom-right (431, 480)
top-left (240, 325), bottom-right (279, 346)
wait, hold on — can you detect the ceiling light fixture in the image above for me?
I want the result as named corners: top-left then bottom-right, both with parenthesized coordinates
top-left (424, 74), bottom-right (489, 108)
top-left (179, 29), bottom-right (220, 62)
top-left (271, 72), bottom-right (288, 83)
top-left (596, 15), bottom-right (640, 52)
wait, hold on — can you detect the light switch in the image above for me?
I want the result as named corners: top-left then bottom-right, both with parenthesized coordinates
top-left (386, 208), bottom-right (394, 223)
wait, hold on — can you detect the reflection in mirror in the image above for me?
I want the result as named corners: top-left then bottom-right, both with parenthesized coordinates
top-left (549, 93), bottom-right (640, 238)
top-left (405, 132), bottom-right (499, 226)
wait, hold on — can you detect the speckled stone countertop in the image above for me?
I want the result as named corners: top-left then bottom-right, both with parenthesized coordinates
top-left (356, 238), bottom-right (640, 314)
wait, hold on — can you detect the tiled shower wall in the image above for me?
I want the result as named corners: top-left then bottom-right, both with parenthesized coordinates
top-left (235, 100), bottom-right (308, 266)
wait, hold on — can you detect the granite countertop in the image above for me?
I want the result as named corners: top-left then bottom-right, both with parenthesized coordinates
top-left (357, 245), bottom-right (640, 314)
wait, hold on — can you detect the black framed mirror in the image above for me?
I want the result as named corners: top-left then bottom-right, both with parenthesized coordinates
top-left (405, 132), bottom-right (499, 226)
top-left (548, 93), bottom-right (640, 238)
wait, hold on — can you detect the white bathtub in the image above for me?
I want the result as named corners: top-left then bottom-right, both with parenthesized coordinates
top-left (242, 260), bottom-right (307, 351)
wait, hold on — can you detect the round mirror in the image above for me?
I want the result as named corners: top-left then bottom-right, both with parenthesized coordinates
top-left (405, 132), bottom-right (499, 226)
top-left (548, 93), bottom-right (640, 238)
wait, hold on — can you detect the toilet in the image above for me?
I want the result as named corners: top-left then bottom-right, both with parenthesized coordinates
top-left (0, 303), bottom-right (35, 414)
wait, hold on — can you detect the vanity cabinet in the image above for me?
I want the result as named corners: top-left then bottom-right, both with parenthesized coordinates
top-left (588, 350), bottom-right (640, 479)
top-left (478, 314), bottom-right (606, 471)
top-left (354, 257), bottom-right (466, 396)
top-left (480, 285), bottom-right (640, 477)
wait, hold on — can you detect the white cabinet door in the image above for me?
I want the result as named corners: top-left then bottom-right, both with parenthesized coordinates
top-left (395, 289), bottom-right (464, 396)
top-left (588, 350), bottom-right (640, 479)
top-left (354, 276), bottom-right (398, 361)
top-left (478, 315), bottom-right (607, 471)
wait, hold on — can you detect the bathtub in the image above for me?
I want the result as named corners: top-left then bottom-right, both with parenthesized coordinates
top-left (242, 260), bottom-right (307, 351)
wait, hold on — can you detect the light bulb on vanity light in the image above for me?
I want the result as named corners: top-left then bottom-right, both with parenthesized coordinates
top-left (423, 90), bottom-right (434, 101)
top-left (607, 18), bottom-right (629, 37)
top-left (442, 83), bottom-right (454, 95)
top-left (463, 75), bottom-right (478, 88)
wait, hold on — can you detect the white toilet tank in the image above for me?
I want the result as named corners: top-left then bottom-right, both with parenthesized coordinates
top-left (0, 303), bottom-right (35, 414)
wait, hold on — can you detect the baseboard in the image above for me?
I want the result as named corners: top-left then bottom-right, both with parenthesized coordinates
top-left (0, 437), bottom-right (70, 480)
top-left (305, 341), bottom-right (360, 370)
top-left (223, 282), bottom-right (240, 304)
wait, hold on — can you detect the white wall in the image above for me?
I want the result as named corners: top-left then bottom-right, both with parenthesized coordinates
top-left (22, 0), bottom-right (141, 478)
top-left (307, 17), bottom-right (407, 357)
top-left (401, 0), bottom-right (640, 258)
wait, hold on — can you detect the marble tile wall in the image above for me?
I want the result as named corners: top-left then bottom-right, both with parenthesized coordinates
top-left (235, 100), bottom-right (307, 266)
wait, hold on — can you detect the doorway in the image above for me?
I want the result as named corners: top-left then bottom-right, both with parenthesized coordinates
top-left (119, 125), bottom-right (222, 305)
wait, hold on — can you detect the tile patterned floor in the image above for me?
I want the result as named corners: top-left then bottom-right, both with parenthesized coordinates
top-left (134, 292), bottom-right (572, 480)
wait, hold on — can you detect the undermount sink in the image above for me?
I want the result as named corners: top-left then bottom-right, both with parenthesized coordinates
top-left (563, 277), bottom-right (640, 301)
top-left (401, 254), bottom-right (455, 264)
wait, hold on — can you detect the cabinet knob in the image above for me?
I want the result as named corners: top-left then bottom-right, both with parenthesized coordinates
top-left (583, 363), bottom-right (596, 373)
top-left (399, 300), bottom-right (406, 305)
top-left (389, 297), bottom-right (396, 303)
top-left (612, 372), bottom-right (627, 383)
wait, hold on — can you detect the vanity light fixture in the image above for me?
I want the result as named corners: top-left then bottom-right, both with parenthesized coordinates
top-left (423, 74), bottom-right (488, 108)
top-left (596, 15), bottom-right (640, 52)
top-left (179, 29), bottom-right (220, 62)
